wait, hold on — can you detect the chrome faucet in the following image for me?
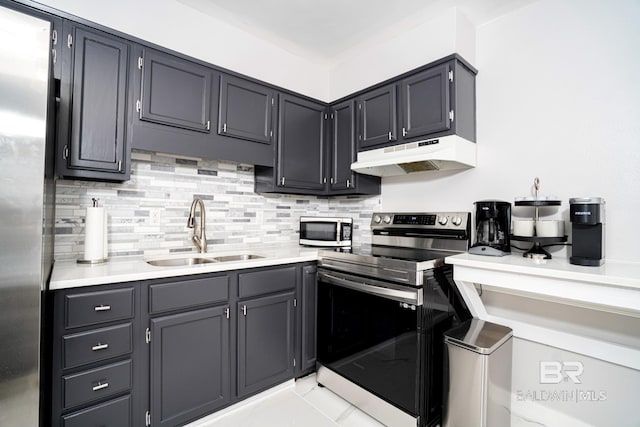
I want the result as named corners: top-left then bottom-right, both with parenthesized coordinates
top-left (187, 198), bottom-right (207, 253)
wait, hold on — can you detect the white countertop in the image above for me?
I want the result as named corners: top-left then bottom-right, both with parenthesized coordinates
top-left (50, 243), bottom-right (319, 290)
top-left (446, 253), bottom-right (640, 370)
top-left (446, 253), bottom-right (640, 290)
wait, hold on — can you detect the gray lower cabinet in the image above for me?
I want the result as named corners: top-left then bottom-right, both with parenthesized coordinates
top-left (237, 292), bottom-right (296, 398)
top-left (51, 283), bottom-right (138, 427)
top-left (299, 265), bottom-right (317, 373)
top-left (51, 262), bottom-right (317, 426)
top-left (56, 23), bottom-right (132, 181)
top-left (150, 306), bottom-right (231, 427)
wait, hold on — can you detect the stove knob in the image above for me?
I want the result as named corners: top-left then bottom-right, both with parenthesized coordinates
top-left (438, 216), bottom-right (448, 225)
top-left (451, 216), bottom-right (462, 226)
top-left (373, 215), bottom-right (382, 224)
top-left (383, 215), bottom-right (392, 224)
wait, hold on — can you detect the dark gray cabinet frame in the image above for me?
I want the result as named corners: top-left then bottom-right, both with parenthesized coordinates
top-left (218, 74), bottom-right (276, 145)
top-left (357, 84), bottom-right (398, 149)
top-left (56, 22), bottom-right (131, 181)
top-left (139, 48), bottom-right (214, 133)
top-left (10, 0), bottom-right (472, 191)
top-left (49, 261), bottom-right (317, 427)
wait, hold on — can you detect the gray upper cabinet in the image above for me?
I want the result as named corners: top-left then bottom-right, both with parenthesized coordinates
top-left (130, 47), bottom-right (275, 166)
top-left (400, 63), bottom-right (451, 140)
top-left (218, 75), bottom-right (276, 144)
top-left (357, 84), bottom-right (398, 150)
top-left (139, 48), bottom-right (213, 132)
top-left (329, 100), bottom-right (356, 191)
top-left (276, 94), bottom-right (326, 191)
top-left (57, 23), bottom-right (131, 181)
top-left (356, 56), bottom-right (476, 152)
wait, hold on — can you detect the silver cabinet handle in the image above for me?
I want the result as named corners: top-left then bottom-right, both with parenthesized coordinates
top-left (242, 305), bottom-right (247, 316)
top-left (92, 381), bottom-right (109, 391)
top-left (402, 127), bottom-right (407, 137)
top-left (388, 131), bottom-right (392, 140)
top-left (94, 305), bottom-right (111, 312)
top-left (92, 343), bottom-right (109, 351)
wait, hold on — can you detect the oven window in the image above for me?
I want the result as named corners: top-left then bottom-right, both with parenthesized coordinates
top-left (317, 280), bottom-right (422, 415)
top-left (301, 222), bottom-right (337, 241)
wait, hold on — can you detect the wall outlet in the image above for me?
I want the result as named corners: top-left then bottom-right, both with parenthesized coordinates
top-left (149, 209), bottom-right (161, 225)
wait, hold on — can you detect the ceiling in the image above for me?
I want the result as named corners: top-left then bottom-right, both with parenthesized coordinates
top-left (177, 0), bottom-right (537, 62)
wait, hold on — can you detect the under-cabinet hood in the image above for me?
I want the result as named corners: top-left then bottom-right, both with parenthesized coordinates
top-left (351, 135), bottom-right (476, 177)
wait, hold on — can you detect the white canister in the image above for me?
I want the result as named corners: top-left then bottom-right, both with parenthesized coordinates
top-left (512, 219), bottom-right (535, 237)
top-left (535, 220), bottom-right (564, 237)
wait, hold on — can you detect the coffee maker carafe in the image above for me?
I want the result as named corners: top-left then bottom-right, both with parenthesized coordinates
top-left (570, 197), bottom-right (605, 266)
top-left (469, 200), bottom-right (511, 256)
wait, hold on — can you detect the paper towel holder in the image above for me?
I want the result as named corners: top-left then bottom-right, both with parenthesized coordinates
top-left (77, 198), bottom-right (108, 264)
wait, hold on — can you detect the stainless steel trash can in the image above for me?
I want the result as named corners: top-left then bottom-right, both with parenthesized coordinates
top-left (443, 319), bottom-right (513, 427)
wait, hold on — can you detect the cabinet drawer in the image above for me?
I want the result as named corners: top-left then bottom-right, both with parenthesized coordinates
top-left (149, 275), bottom-right (229, 314)
top-left (238, 266), bottom-right (296, 299)
top-left (63, 323), bottom-right (132, 369)
top-left (62, 394), bottom-right (131, 427)
top-left (63, 359), bottom-right (132, 409)
top-left (65, 288), bottom-right (134, 329)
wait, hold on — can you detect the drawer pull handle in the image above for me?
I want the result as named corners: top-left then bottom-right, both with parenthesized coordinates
top-left (92, 381), bottom-right (109, 391)
top-left (92, 343), bottom-right (109, 351)
top-left (94, 305), bottom-right (111, 312)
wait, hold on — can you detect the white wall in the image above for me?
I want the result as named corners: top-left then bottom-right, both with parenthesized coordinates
top-left (36, 0), bottom-right (331, 100)
top-left (327, 8), bottom-right (476, 100)
top-left (381, 0), bottom-right (640, 262)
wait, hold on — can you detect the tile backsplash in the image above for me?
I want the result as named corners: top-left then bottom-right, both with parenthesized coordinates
top-left (54, 150), bottom-right (380, 260)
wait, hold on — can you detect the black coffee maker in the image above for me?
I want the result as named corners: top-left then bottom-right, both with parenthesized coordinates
top-left (469, 200), bottom-right (511, 256)
top-left (570, 197), bottom-right (605, 266)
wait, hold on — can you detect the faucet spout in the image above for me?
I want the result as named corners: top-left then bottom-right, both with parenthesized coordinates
top-left (187, 198), bottom-right (207, 253)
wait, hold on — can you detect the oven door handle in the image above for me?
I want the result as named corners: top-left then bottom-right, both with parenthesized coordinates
top-left (319, 271), bottom-right (422, 305)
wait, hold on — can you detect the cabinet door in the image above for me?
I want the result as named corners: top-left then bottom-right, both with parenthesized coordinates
top-left (218, 75), bottom-right (275, 144)
top-left (330, 100), bottom-right (356, 191)
top-left (300, 265), bottom-right (317, 373)
top-left (139, 48), bottom-right (213, 132)
top-left (237, 292), bottom-right (295, 398)
top-left (358, 84), bottom-right (397, 150)
top-left (150, 306), bottom-right (230, 427)
top-left (277, 94), bottom-right (325, 190)
top-left (401, 63), bottom-right (451, 140)
top-left (64, 25), bottom-right (129, 178)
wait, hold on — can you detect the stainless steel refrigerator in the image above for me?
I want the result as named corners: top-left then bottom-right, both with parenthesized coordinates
top-left (0, 5), bottom-right (55, 426)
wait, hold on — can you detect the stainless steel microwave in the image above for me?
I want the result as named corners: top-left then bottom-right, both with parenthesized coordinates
top-left (299, 217), bottom-right (352, 247)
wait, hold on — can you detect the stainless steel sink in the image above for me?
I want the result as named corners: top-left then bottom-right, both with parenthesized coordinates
top-left (145, 253), bottom-right (264, 267)
top-left (146, 257), bottom-right (217, 267)
top-left (211, 254), bottom-right (264, 262)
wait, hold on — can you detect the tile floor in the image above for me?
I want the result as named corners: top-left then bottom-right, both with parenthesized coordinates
top-left (186, 374), bottom-right (385, 427)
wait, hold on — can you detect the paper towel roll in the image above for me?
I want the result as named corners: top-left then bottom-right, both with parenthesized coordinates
top-left (84, 206), bottom-right (106, 261)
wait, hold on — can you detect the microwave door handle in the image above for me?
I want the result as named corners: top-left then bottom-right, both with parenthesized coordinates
top-left (336, 220), bottom-right (341, 243)
top-left (319, 272), bottom-right (420, 305)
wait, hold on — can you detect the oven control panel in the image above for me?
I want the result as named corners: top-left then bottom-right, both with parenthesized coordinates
top-left (371, 212), bottom-right (469, 230)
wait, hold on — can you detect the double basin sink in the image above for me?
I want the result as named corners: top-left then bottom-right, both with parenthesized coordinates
top-left (146, 253), bottom-right (264, 267)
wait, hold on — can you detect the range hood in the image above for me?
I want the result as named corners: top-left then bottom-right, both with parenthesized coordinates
top-left (351, 135), bottom-right (477, 177)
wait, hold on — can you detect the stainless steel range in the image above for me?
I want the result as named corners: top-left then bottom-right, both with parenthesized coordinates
top-left (316, 212), bottom-right (472, 427)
